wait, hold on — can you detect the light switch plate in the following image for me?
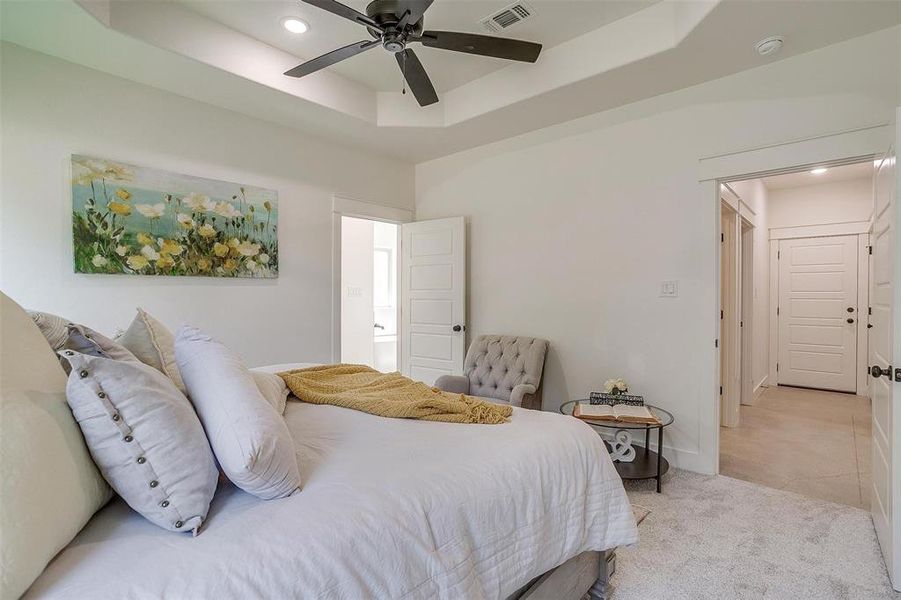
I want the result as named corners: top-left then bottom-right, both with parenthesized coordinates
top-left (660, 280), bottom-right (679, 298)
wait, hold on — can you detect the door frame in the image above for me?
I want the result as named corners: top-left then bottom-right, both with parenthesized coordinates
top-left (331, 196), bottom-right (413, 365)
top-left (697, 122), bottom-right (892, 475)
top-left (719, 199), bottom-right (741, 427)
top-left (767, 227), bottom-right (871, 395)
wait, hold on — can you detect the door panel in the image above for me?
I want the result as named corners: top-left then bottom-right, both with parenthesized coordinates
top-left (777, 235), bottom-right (858, 392)
top-left (401, 217), bottom-right (465, 385)
top-left (871, 145), bottom-right (896, 588)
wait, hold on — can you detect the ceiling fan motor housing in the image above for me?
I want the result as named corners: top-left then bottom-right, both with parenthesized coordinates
top-left (366, 0), bottom-right (425, 48)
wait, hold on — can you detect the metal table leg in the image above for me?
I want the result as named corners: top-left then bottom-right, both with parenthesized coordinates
top-left (656, 426), bottom-right (664, 493)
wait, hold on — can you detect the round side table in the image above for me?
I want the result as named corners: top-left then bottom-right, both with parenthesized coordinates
top-left (560, 400), bottom-right (674, 493)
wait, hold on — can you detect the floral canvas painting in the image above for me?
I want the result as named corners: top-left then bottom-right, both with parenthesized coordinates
top-left (71, 155), bottom-right (278, 278)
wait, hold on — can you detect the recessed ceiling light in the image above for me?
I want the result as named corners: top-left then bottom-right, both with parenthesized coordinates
top-left (281, 17), bottom-right (309, 34)
top-left (810, 167), bottom-right (828, 175)
top-left (755, 35), bottom-right (784, 57)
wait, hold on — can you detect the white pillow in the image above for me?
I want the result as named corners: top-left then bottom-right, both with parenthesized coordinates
top-left (1, 294), bottom-right (110, 600)
top-left (59, 350), bottom-right (219, 534)
top-left (249, 369), bottom-right (290, 414)
top-left (117, 308), bottom-right (187, 394)
top-left (175, 326), bottom-right (301, 499)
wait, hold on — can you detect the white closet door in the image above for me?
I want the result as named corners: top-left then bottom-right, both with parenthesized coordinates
top-left (400, 217), bottom-right (465, 385)
top-left (777, 235), bottom-right (858, 392)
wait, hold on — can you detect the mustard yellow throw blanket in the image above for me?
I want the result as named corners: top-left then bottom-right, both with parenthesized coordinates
top-left (278, 364), bottom-right (512, 424)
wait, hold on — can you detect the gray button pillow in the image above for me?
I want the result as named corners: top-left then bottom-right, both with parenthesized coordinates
top-left (58, 350), bottom-right (219, 534)
top-left (175, 326), bottom-right (301, 500)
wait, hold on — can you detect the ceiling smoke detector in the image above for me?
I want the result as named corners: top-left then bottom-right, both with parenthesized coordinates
top-left (755, 35), bottom-right (784, 57)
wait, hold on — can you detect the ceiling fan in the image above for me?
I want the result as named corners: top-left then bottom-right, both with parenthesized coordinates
top-left (284, 0), bottom-right (543, 107)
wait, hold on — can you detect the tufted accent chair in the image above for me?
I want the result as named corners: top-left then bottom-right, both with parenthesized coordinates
top-left (434, 335), bottom-right (549, 410)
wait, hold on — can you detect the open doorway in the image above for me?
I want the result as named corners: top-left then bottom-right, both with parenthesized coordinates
top-left (718, 160), bottom-right (877, 509)
top-left (340, 216), bottom-right (399, 372)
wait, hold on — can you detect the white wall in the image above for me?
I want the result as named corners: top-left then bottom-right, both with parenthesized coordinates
top-left (0, 43), bottom-right (414, 366)
top-left (415, 27), bottom-right (899, 473)
top-left (728, 179), bottom-right (770, 397)
top-left (767, 178), bottom-right (873, 229)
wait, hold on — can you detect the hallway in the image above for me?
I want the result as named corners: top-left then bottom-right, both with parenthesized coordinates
top-left (720, 385), bottom-right (871, 509)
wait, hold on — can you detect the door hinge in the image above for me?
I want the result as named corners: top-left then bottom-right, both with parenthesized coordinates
top-left (740, 320), bottom-right (743, 327)
top-left (777, 362), bottom-right (780, 372)
top-left (869, 245), bottom-right (873, 255)
top-left (721, 233), bottom-right (725, 243)
top-left (869, 306), bottom-right (873, 315)
top-left (720, 310), bottom-right (724, 319)
top-left (777, 306), bottom-right (780, 316)
top-left (719, 386), bottom-right (723, 395)
top-left (715, 339), bottom-right (719, 348)
top-left (777, 250), bottom-right (781, 259)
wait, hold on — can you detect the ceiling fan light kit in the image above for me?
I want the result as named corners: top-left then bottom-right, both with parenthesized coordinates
top-left (285, 0), bottom-right (543, 107)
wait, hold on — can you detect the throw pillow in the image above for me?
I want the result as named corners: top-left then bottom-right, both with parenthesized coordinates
top-left (117, 308), bottom-right (187, 394)
top-left (58, 350), bottom-right (219, 534)
top-left (175, 326), bottom-right (301, 500)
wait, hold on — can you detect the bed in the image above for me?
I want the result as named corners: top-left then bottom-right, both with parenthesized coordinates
top-left (24, 364), bottom-right (637, 600)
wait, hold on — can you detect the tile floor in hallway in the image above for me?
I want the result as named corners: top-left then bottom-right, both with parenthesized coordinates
top-left (719, 385), bottom-right (871, 509)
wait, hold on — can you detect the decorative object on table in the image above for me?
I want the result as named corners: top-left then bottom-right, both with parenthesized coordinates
top-left (589, 391), bottom-right (645, 406)
top-left (589, 377), bottom-right (645, 405)
top-left (71, 155), bottom-right (278, 278)
top-left (560, 400), bottom-right (674, 492)
top-left (573, 402), bottom-right (661, 425)
top-left (608, 430), bottom-right (637, 462)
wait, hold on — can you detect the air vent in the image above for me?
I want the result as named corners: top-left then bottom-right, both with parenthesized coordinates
top-left (479, 2), bottom-right (535, 33)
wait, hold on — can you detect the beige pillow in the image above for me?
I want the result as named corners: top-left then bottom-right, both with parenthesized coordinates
top-left (117, 308), bottom-right (186, 394)
top-left (1, 294), bottom-right (111, 599)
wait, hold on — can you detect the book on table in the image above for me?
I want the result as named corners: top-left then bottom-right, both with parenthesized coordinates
top-left (573, 402), bottom-right (661, 425)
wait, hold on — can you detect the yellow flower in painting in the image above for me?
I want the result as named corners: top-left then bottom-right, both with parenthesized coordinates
top-left (91, 254), bottom-right (108, 268)
top-left (156, 255), bottom-right (175, 269)
top-left (236, 240), bottom-right (260, 257)
top-left (159, 239), bottom-right (184, 256)
top-left (263, 200), bottom-right (272, 213)
top-left (108, 201), bottom-right (131, 216)
top-left (198, 224), bottom-right (216, 238)
top-left (126, 255), bottom-right (149, 270)
top-left (227, 237), bottom-right (239, 248)
top-left (115, 188), bottom-right (131, 201)
top-left (223, 258), bottom-right (238, 271)
top-left (136, 232), bottom-right (154, 246)
top-left (136, 203), bottom-right (165, 218)
top-left (115, 245), bottom-right (129, 256)
top-left (176, 213), bottom-right (195, 229)
top-left (213, 242), bottom-right (229, 257)
top-left (196, 257), bottom-right (212, 272)
top-left (141, 245), bottom-right (160, 261)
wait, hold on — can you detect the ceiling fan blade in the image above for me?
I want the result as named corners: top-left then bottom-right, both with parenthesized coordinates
top-left (284, 39), bottom-right (380, 78)
top-left (395, 49), bottom-right (438, 107)
top-left (395, 0), bottom-right (434, 27)
top-left (417, 31), bottom-right (542, 63)
top-left (301, 0), bottom-right (383, 31)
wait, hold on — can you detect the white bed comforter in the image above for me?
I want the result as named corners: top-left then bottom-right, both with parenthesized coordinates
top-left (26, 373), bottom-right (637, 600)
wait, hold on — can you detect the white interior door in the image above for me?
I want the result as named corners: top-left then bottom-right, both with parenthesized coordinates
top-left (871, 145), bottom-right (897, 588)
top-left (401, 217), bottom-right (465, 385)
top-left (777, 235), bottom-right (858, 392)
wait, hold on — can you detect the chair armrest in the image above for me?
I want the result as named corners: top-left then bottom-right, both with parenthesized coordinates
top-left (434, 375), bottom-right (470, 395)
top-left (509, 384), bottom-right (538, 408)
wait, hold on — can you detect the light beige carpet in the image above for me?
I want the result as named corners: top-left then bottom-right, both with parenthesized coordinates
top-left (612, 469), bottom-right (899, 599)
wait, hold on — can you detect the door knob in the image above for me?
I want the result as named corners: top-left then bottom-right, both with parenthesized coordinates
top-left (847, 318), bottom-right (855, 324)
top-left (871, 365), bottom-right (892, 378)
top-left (452, 325), bottom-right (463, 332)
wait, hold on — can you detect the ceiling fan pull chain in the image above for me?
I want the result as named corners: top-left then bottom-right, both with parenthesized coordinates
top-left (401, 51), bottom-right (406, 95)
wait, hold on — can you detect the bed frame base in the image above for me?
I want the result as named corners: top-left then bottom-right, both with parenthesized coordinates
top-left (505, 548), bottom-right (615, 600)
